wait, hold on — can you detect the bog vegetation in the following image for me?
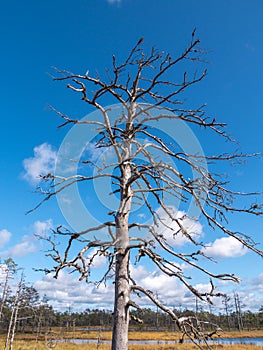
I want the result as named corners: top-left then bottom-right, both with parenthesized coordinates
top-left (1, 259), bottom-right (263, 349)
top-left (3, 34), bottom-right (263, 350)
top-left (28, 33), bottom-right (263, 350)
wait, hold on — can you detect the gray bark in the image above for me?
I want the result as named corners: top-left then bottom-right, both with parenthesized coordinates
top-left (0, 265), bottom-right (10, 322)
top-left (112, 107), bottom-right (133, 350)
top-left (111, 248), bottom-right (130, 350)
top-left (9, 303), bottom-right (19, 350)
top-left (35, 37), bottom-right (263, 350)
top-left (4, 306), bottom-right (14, 350)
top-left (111, 180), bottom-right (132, 349)
top-left (5, 273), bottom-right (23, 350)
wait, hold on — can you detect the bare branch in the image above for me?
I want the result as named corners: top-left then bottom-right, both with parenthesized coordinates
top-left (32, 35), bottom-right (263, 350)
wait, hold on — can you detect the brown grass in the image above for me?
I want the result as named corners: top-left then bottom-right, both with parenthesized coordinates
top-left (1, 329), bottom-right (263, 349)
top-left (219, 330), bottom-right (263, 339)
top-left (0, 340), bottom-right (262, 350)
top-left (47, 328), bottom-right (263, 341)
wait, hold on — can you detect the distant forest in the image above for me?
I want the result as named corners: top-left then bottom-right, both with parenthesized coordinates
top-left (1, 259), bottom-right (263, 335)
top-left (1, 283), bottom-right (263, 334)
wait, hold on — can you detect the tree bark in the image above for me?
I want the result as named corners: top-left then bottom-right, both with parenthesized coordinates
top-left (9, 303), bottom-right (19, 350)
top-left (4, 306), bottom-right (14, 350)
top-left (112, 130), bottom-right (133, 350)
top-left (0, 265), bottom-right (9, 323)
top-left (111, 249), bottom-right (130, 350)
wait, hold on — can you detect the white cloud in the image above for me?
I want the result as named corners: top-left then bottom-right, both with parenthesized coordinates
top-left (35, 267), bottom-right (191, 311)
top-left (87, 249), bottom-right (107, 268)
top-left (130, 265), bottom-right (190, 307)
top-left (202, 236), bottom-right (248, 258)
top-left (0, 220), bottom-right (52, 258)
top-left (193, 283), bottom-right (212, 294)
top-left (32, 264), bottom-right (263, 313)
top-left (249, 273), bottom-right (263, 294)
top-left (33, 219), bottom-right (53, 236)
top-left (155, 207), bottom-right (203, 247)
top-left (2, 235), bottom-right (37, 258)
top-left (83, 141), bottom-right (114, 165)
top-left (0, 264), bottom-right (9, 283)
top-left (242, 274), bottom-right (263, 310)
top-left (0, 229), bottom-right (11, 248)
top-left (84, 142), bottom-right (104, 162)
top-left (23, 143), bottom-right (57, 184)
top-left (34, 272), bottom-right (114, 310)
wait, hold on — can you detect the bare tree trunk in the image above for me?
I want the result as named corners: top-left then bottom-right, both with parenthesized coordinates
top-left (234, 293), bottom-right (243, 332)
top-left (37, 37), bottom-right (263, 349)
top-left (0, 267), bottom-right (9, 322)
top-left (112, 249), bottom-right (130, 350)
top-left (112, 128), bottom-right (133, 350)
top-left (5, 272), bottom-right (23, 350)
top-left (0, 259), bottom-right (17, 329)
top-left (4, 307), bottom-right (15, 350)
top-left (9, 303), bottom-right (19, 350)
top-left (35, 311), bottom-right (42, 346)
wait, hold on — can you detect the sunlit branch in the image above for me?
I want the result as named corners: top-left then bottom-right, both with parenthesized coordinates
top-left (33, 35), bottom-right (263, 350)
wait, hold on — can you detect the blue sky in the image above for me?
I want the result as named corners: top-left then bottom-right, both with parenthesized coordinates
top-left (0, 0), bottom-right (263, 312)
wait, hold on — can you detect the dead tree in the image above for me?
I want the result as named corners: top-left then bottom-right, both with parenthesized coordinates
top-left (0, 259), bottom-right (17, 327)
top-left (4, 272), bottom-right (24, 350)
top-left (222, 294), bottom-right (232, 331)
top-left (33, 33), bottom-right (263, 350)
top-left (178, 316), bottom-right (221, 346)
top-left (234, 292), bottom-right (244, 331)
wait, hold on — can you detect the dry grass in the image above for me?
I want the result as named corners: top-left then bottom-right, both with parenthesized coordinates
top-left (1, 329), bottom-right (263, 350)
top-left (219, 330), bottom-right (263, 338)
top-left (0, 340), bottom-right (262, 350)
top-left (54, 329), bottom-right (263, 341)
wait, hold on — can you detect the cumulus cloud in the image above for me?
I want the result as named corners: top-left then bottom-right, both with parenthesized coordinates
top-left (33, 219), bottom-right (53, 236)
top-left (34, 272), bottom-right (114, 310)
top-left (0, 229), bottom-right (12, 248)
top-left (249, 273), bottom-right (263, 295)
top-left (83, 142), bottom-right (114, 165)
top-left (32, 263), bottom-right (263, 313)
top-left (202, 236), bottom-right (248, 258)
top-left (87, 249), bottom-right (107, 268)
top-left (242, 273), bottom-right (263, 310)
top-left (0, 220), bottom-right (52, 258)
top-left (23, 143), bottom-right (57, 184)
top-left (84, 142), bottom-right (105, 162)
top-left (33, 265), bottom-right (189, 311)
top-left (129, 265), bottom-right (192, 307)
top-left (1, 235), bottom-right (37, 258)
top-left (154, 207), bottom-right (203, 247)
top-left (34, 266), bottom-right (191, 311)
